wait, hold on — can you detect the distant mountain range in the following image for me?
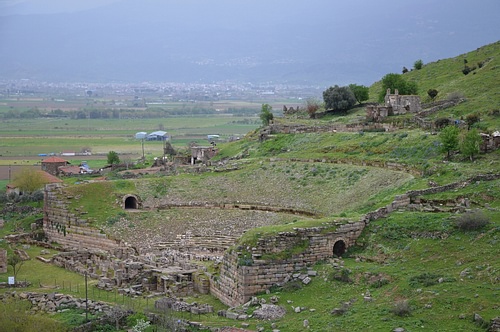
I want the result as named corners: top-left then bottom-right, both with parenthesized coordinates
top-left (1, 0), bottom-right (498, 85)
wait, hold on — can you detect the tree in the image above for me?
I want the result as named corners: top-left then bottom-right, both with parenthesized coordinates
top-left (414, 59), bottom-right (423, 70)
top-left (465, 113), bottom-right (480, 130)
top-left (402, 66), bottom-right (409, 74)
top-left (439, 125), bottom-right (459, 159)
top-left (259, 104), bottom-right (274, 126)
top-left (348, 84), bottom-right (369, 104)
top-left (305, 98), bottom-right (321, 118)
top-left (8, 251), bottom-right (24, 281)
top-left (323, 85), bottom-right (356, 113)
top-left (427, 89), bottom-right (439, 101)
top-left (105, 305), bottom-right (128, 331)
top-left (107, 151), bottom-right (120, 165)
top-left (12, 168), bottom-right (48, 194)
top-left (460, 128), bottom-right (482, 161)
top-left (378, 73), bottom-right (418, 102)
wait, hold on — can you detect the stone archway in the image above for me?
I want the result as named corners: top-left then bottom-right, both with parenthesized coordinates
top-left (333, 240), bottom-right (346, 257)
top-left (123, 195), bottom-right (139, 210)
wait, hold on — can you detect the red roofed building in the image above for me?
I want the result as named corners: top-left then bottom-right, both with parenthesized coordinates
top-left (41, 156), bottom-right (69, 176)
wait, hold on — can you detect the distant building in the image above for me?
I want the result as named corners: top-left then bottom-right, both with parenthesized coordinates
top-left (41, 156), bottom-right (69, 176)
top-left (207, 134), bottom-right (220, 141)
top-left (147, 131), bottom-right (169, 141)
top-left (58, 162), bottom-right (94, 176)
top-left (366, 89), bottom-right (421, 122)
top-left (61, 151), bottom-right (76, 156)
top-left (190, 146), bottom-right (218, 165)
top-left (135, 132), bottom-right (147, 140)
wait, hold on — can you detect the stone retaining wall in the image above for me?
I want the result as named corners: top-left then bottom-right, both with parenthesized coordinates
top-left (268, 122), bottom-right (398, 135)
top-left (43, 183), bottom-right (122, 252)
top-left (210, 221), bottom-right (365, 306)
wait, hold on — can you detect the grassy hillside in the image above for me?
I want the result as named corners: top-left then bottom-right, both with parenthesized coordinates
top-left (369, 41), bottom-right (500, 125)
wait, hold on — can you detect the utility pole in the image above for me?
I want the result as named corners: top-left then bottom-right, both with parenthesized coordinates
top-left (85, 272), bottom-right (88, 322)
top-left (141, 138), bottom-right (145, 161)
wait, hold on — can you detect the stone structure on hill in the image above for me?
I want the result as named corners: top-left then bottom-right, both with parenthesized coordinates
top-left (190, 145), bottom-right (218, 165)
top-left (366, 89), bottom-right (421, 122)
top-left (480, 131), bottom-right (500, 153)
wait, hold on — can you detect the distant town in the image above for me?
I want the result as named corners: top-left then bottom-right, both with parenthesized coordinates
top-left (0, 79), bottom-right (324, 104)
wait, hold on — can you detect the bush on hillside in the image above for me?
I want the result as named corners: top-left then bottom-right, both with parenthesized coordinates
top-left (488, 109), bottom-right (499, 117)
top-left (414, 59), bottom-right (423, 70)
top-left (282, 280), bottom-right (303, 292)
top-left (427, 88), bottom-right (439, 100)
top-left (465, 113), bottom-right (480, 129)
top-left (329, 268), bottom-right (353, 283)
top-left (392, 300), bottom-right (412, 317)
top-left (455, 210), bottom-right (490, 231)
top-left (435, 118), bottom-right (451, 129)
top-left (409, 272), bottom-right (441, 287)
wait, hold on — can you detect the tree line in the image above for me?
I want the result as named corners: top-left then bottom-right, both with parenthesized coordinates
top-left (1, 106), bottom-right (259, 120)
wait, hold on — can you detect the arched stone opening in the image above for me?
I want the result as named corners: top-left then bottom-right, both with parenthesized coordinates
top-left (333, 240), bottom-right (346, 257)
top-left (124, 195), bottom-right (139, 209)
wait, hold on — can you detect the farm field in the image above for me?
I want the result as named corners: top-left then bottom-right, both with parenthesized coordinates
top-left (0, 114), bottom-right (261, 180)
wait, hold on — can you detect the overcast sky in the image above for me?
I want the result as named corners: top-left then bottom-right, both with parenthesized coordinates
top-left (0, 0), bottom-right (121, 15)
top-left (1, 0), bottom-right (499, 85)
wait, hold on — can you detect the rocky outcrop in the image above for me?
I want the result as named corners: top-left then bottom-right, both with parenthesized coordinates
top-left (0, 291), bottom-right (113, 314)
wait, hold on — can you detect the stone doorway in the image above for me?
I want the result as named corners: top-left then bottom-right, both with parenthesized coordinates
top-left (333, 240), bottom-right (346, 257)
top-left (124, 195), bottom-right (139, 209)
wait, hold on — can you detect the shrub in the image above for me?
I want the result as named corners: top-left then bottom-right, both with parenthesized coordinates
top-left (126, 313), bottom-right (148, 327)
top-left (238, 254), bottom-right (254, 266)
top-left (465, 113), bottom-right (480, 129)
top-left (435, 118), bottom-right (451, 129)
top-left (282, 280), bottom-right (303, 292)
top-left (414, 59), bottom-right (423, 70)
top-left (392, 300), bottom-right (412, 317)
top-left (0, 192), bottom-right (7, 203)
top-left (427, 88), bottom-right (439, 100)
top-left (370, 278), bottom-right (390, 288)
top-left (31, 190), bottom-right (44, 202)
top-left (8, 191), bottom-right (20, 202)
top-left (455, 210), bottom-right (490, 231)
top-left (329, 268), bottom-right (353, 283)
top-left (488, 109), bottom-right (499, 117)
top-left (306, 98), bottom-right (321, 118)
top-left (409, 272), bottom-right (441, 287)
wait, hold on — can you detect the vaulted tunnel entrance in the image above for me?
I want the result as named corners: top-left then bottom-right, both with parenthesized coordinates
top-left (124, 196), bottom-right (139, 209)
top-left (333, 240), bottom-right (346, 257)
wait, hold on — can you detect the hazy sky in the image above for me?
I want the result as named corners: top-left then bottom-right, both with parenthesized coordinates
top-left (1, 0), bottom-right (499, 85)
top-left (0, 0), bottom-right (121, 15)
